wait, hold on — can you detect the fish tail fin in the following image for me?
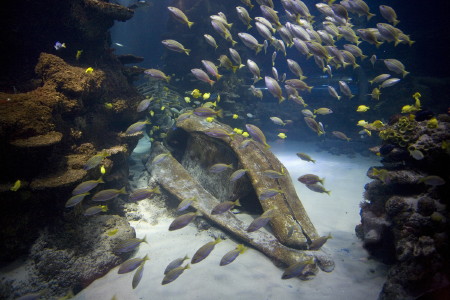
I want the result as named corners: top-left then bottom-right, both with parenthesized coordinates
top-left (320, 177), bottom-right (325, 185)
top-left (278, 96), bottom-right (286, 104)
top-left (239, 64), bottom-right (245, 69)
top-left (307, 86), bottom-right (313, 93)
top-left (216, 109), bottom-right (223, 118)
top-left (185, 49), bottom-right (191, 55)
top-left (337, 96), bottom-right (341, 101)
top-left (119, 187), bottom-right (127, 194)
top-left (101, 205), bottom-right (108, 212)
top-left (216, 74), bottom-right (223, 80)
top-left (361, 54), bottom-right (368, 60)
top-left (142, 235), bottom-right (148, 244)
top-left (393, 20), bottom-right (400, 26)
top-left (300, 75), bottom-right (307, 80)
top-left (188, 21), bottom-right (194, 28)
top-left (326, 190), bottom-right (331, 196)
top-left (231, 40), bottom-right (238, 47)
top-left (369, 80), bottom-right (374, 85)
top-left (247, 24), bottom-right (252, 30)
top-left (98, 177), bottom-right (105, 183)
top-left (231, 65), bottom-right (239, 73)
top-left (347, 137), bottom-right (351, 142)
top-left (235, 198), bottom-right (241, 206)
top-left (264, 143), bottom-right (271, 150)
top-left (353, 63), bottom-right (360, 69)
top-left (312, 159), bottom-right (316, 163)
top-left (153, 186), bottom-right (161, 194)
top-left (367, 13), bottom-right (376, 21)
top-left (184, 264), bottom-right (191, 270)
top-left (209, 80), bottom-right (215, 86)
top-left (375, 41), bottom-right (383, 48)
top-left (165, 76), bottom-right (171, 83)
top-left (255, 44), bottom-right (263, 54)
top-left (402, 70), bottom-right (410, 78)
top-left (408, 40), bottom-right (415, 47)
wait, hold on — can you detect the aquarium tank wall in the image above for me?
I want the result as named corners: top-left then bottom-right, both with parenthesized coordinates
top-left (1, 0), bottom-right (449, 299)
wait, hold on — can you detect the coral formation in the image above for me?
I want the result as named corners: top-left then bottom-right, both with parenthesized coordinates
top-left (356, 115), bottom-right (450, 299)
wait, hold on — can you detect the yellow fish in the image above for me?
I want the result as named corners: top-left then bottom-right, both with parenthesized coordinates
top-left (278, 133), bottom-right (287, 139)
top-left (106, 229), bottom-right (118, 236)
top-left (357, 105), bottom-right (370, 112)
top-left (150, 110), bottom-right (155, 116)
top-left (401, 105), bottom-right (419, 113)
top-left (10, 180), bottom-right (21, 191)
top-left (203, 93), bottom-right (211, 100)
top-left (370, 120), bottom-right (385, 128)
top-left (412, 92), bottom-right (421, 101)
top-left (100, 165), bottom-right (106, 174)
top-left (216, 94), bottom-right (221, 102)
top-left (161, 106), bottom-right (165, 111)
top-left (427, 117), bottom-right (438, 129)
top-left (85, 67), bottom-right (94, 74)
top-left (104, 103), bottom-right (113, 109)
top-left (233, 128), bottom-right (243, 134)
top-left (191, 89), bottom-right (202, 98)
top-left (357, 120), bottom-right (368, 126)
top-left (206, 117), bottom-right (214, 122)
top-left (184, 97), bottom-right (191, 103)
top-left (76, 50), bottom-right (83, 61)
top-left (232, 114), bottom-right (238, 119)
top-left (242, 132), bottom-right (249, 137)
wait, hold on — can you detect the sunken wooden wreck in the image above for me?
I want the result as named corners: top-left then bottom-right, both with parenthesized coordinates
top-left (146, 114), bottom-right (335, 274)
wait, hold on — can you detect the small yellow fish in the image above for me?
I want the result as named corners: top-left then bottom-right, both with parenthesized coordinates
top-left (233, 128), bottom-right (243, 134)
top-left (100, 165), bottom-right (106, 174)
top-left (363, 129), bottom-right (372, 136)
top-left (370, 120), bottom-right (385, 128)
top-left (149, 110), bottom-right (155, 117)
top-left (216, 94), bottom-right (221, 102)
top-left (427, 117), bottom-right (438, 129)
top-left (149, 138), bottom-right (154, 142)
top-left (242, 132), bottom-right (249, 137)
top-left (206, 117), bottom-right (214, 122)
top-left (412, 92), bottom-right (421, 101)
top-left (401, 105), bottom-right (419, 113)
top-left (357, 120), bottom-right (368, 126)
top-left (10, 180), bottom-right (21, 191)
top-left (232, 114), bottom-right (238, 119)
top-left (85, 67), bottom-right (94, 74)
top-left (191, 89), bottom-right (202, 98)
top-left (161, 106), bottom-right (165, 111)
top-left (278, 133), bottom-right (287, 139)
top-left (203, 93), bottom-right (211, 100)
top-left (104, 103), bottom-right (113, 109)
top-left (184, 97), bottom-right (191, 103)
top-left (76, 50), bottom-right (83, 61)
top-left (106, 228), bottom-right (118, 236)
top-left (357, 105), bottom-right (370, 112)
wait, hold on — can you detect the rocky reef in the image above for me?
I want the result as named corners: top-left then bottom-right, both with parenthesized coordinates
top-left (0, 0), bottom-right (145, 298)
top-left (356, 113), bottom-right (450, 299)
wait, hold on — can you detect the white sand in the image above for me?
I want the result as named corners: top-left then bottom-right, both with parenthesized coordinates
top-left (74, 140), bottom-right (388, 300)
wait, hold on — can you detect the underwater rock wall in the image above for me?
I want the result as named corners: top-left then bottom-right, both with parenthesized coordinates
top-left (356, 115), bottom-right (450, 299)
top-left (0, 0), bottom-right (144, 297)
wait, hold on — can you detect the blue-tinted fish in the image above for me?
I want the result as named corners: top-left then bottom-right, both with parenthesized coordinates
top-left (246, 209), bottom-right (276, 232)
top-left (169, 211), bottom-right (201, 231)
top-left (194, 107), bottom-right (223, 118)
top-left (136, 98), bottom-right (152, 112)
top-left (211, 199), bottom-right (241, 215)
top-left (118, 255), bottom-right (149, 274)
top-left (65, 192), bottom-right (89, 208)
top-left (281, 256), bottom-right (315, 279)
top-left (72, 177), bottom-right (104, 195)
top-left (129, 187), bottom-right (161, 201)
top-left (177, 197), bottom-right (196, 212)
top-left (114, 235), bottom-right (147, 253)
top-left (229, 169), bottom-right (248, 181)
top-left (92, 187), bottom-right (127, 201)
top-left (262, 168), bottom-right (285, 179)
top-left (259, 189), bottom-right (284, 200)
top-left (309, 234), bottom-right (332, 250)
top-left (83, 205), bottom-right (108, 216)
top-left (84, 151), bottom-right (110, 170)
top-left (152, 153), bottom-right (169, 164)
top-left (125, 120), bottom-right (151, 135)
top-left (204, 129), bottom-right (235, 140)
top-left (191, 238), bottom-right (222, 264)
top-left (238, 139), bottom-right (252, 149)
top-left (209, 163), bottom-right (233, 173)
top-left (161, 264), bottom-right (190, 285)
top-left (164, 255), bottom-right (189, 274)
top-left (220, 244), bottom-right (247, 266)
top-left (54, 41), bottom-right (66, 50)
top-left (246, 124), bottom-right (270, 149)
top-left (132, 263), bottom-right (144, 289)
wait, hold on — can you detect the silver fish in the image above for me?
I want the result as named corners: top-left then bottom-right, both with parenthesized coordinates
top-left (191, 238), bottom-right (222, 264)
top-left (72, 177), bottom-right (104, 195)
top-left (164, 255), bottom-right (190, 274)
top-left (118, 255), bottom-right (149, 274)
top-left (132, 263), bottom-right (144, 289)
top-left (92, 187), bottom-right (127, 202)
top-left (211, 199), bottom-right (241, 215)
top-left (162, 264), bottom-right (190, 285)
top-left (220, 244), bottom-right (247, 266)
top-left (65, 192), bottom-right (89, 208)
top-left (114, 236), bottom-right (147, 253)
top-left (169, 212), bottom-right (201, 231)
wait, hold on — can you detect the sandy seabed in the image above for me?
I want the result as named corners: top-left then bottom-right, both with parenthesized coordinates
top-left (74, 140), bottom-right (388, 300)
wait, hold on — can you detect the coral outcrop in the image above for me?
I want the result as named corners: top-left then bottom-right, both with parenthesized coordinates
top-left (356, 114), bottom-right (450, 299)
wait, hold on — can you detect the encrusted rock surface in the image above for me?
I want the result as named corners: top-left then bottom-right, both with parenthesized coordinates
top-left (356, 117), bottom-right (450, 299)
